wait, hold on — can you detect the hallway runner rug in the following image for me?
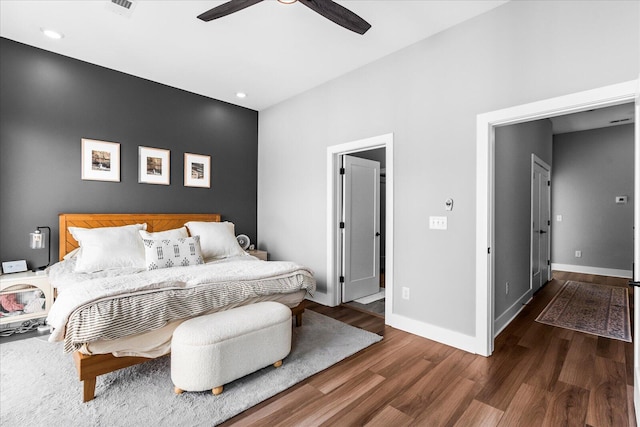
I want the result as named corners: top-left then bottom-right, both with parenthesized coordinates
top-left (535, 281), bottom-right (631, 342)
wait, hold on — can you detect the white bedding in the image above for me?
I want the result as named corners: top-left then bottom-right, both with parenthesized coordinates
top-left (80, 291), bottom-right (306, 358)
top-left (48, 253), bottom-right (260, 292)
top-left (46, 255), bottom-right (315, 352)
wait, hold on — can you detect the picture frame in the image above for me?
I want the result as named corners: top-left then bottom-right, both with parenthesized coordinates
top-left (184, 153), bottom-right (211, 188)
top-left (138, 146), bottom-right (170, 185)
top-left (81, 138), bottom-right (120, 182)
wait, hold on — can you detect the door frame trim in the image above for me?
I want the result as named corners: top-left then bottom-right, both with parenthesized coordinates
top-left (476, 79), bottom-right (639, 356)
top-left (326, 133), bottom-right (393, 312)
top-left (634, 79), bottom-right (640, 427)
top-left (530, 154), bottom-right (551, 293)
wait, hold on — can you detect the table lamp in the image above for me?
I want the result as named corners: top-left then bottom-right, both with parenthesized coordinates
top-left (29, 226), bottom-right (51, 271)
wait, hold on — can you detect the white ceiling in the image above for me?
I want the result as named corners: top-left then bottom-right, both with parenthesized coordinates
top-left (0, 0), bottom-right (508, 111)
top-left (550, 103), bottom-right (636, 135)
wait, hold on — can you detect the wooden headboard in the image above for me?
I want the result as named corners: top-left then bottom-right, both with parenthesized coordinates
top-left (58, 213), bottom-right (221, 260)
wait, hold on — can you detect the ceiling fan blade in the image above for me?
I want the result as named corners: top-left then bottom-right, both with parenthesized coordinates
top-left (298, 0), bottom-right (371, 35)
top-left (198, 0), bottom-right (264, 22)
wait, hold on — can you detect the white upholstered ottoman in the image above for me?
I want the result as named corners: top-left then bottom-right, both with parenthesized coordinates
top-left (171, 301), bottom-right (292, 395)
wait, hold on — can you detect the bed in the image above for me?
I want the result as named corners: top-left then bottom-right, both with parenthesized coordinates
top-left (48, 213), bottom-right (315, 402)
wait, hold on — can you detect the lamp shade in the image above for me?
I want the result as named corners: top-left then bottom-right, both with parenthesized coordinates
top-left (29, 230), bottom-right (46, 249)
top-left (29, 226), bottom-right (51, 270)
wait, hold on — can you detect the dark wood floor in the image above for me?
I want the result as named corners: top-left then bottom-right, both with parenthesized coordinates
top-left (222, 272), bottom-right (636, 426)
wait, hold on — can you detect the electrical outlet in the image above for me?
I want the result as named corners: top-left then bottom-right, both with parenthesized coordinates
top-left (505, 282), bottom-right (509, 295)
top-left (402, 287), bottom-right (410, 300)
top-left (575, 250), bottom-right (582, 258)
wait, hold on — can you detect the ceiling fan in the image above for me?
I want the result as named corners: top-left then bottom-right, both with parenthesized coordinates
top-left (198, 0), bottom-right (371, 35)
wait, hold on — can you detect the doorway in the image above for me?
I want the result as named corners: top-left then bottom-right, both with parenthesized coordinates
top-left (475, 79), bottom-right (639, 358)
top-left (341, 154), bottom-right (382, 303)
top-left (493, 110), bottom-right (633, 337)
top-left (326, 133), bottom-right (394, 318)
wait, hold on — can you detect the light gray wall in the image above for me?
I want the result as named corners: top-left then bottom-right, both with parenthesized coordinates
top-left (494, 120), bottom-right (552, 320)
top-left (552, 124), bottom-right (634, 271)
top-left (258, 1), bottom-right (639, 336)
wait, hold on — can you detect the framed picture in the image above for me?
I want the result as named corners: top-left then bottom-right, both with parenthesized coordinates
top-left (184, 153), bottom-right (211, 188)
top-left (138, 146), bottom-right (170, 185)
top-left (81, 138), bottom-right (120, 182)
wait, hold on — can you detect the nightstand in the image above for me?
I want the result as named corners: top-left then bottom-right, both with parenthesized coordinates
top-left (0, 271), bottom-right (52, 326)
top-left (247, 249), bottom-right (268, 261)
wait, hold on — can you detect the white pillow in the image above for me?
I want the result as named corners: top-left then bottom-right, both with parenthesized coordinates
top-left (69, 223), bottom-right (147, 272)
top-left (184, 221), bottom-right (245, 260)
top-left (139, 227), bottom-right (188, 240)
top-left (142, 236), bottom-right (204, 270)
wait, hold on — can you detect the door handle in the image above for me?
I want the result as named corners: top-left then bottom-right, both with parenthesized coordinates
top-left (539, 230), bottom-right (547, 234)
top-left (375, 232), bottom-right (381, 237)
top-left (629, 280), bottom-right (640, 287)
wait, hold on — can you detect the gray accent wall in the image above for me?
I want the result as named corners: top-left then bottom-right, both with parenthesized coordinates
top-left (551, 124), bottom-right (634, 272)
top-left (257, 1), bottom-right (639, 336)
top-left (494, 120), bottom-right (552, 324)
top-left (0, 39), bottom-right (258, 269)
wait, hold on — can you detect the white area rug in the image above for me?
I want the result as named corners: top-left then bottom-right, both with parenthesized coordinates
top-left (354, 288), bottom-right (385, 305)
top-left (0, 310), bottom-right (381, 426)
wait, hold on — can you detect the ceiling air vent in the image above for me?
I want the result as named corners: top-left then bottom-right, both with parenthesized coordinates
top-left (106, 0), bottom-right (137, 17)
top-left (610, 118), bottom-right (631, 124)
top-left (113, 0), bottom-right (132, 8)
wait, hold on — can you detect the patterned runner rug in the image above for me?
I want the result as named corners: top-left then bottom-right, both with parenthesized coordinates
top-left (535, 281), bottom-right (631, 342)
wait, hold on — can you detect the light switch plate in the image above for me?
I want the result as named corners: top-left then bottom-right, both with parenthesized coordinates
top-left (429, 216), bottom-right (447, 230)
top-left (2, 260), bottom-right (28, 274)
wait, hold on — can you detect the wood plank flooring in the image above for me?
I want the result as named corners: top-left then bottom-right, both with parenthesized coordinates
top-left (221, 272), bottom-right (635, 426)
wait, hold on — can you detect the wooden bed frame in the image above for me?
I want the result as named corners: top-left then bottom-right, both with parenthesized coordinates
top-left (57, 213), bottom-right (305, 402)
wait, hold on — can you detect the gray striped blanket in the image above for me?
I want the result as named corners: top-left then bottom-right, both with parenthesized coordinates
top-left (46, 258), bottom-right (315, 353)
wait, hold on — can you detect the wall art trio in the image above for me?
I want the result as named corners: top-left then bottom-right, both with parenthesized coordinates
top-left (80, 138), bottom-right (211, 188)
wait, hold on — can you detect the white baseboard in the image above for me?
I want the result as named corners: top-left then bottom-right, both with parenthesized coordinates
top-left (494, 290), bottom-right (532, 337)
top-left (314, 293), bottom-right (478, 354)
top-left (306, 292), bottom-right (334, 307)
top-left (551, 263), bottom-right (632, 278)
top-left (386, 313), bottom-right (477, 354)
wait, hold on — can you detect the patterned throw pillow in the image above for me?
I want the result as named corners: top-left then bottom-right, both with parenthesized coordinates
top-left (142, 236), bottom-right (204, 270)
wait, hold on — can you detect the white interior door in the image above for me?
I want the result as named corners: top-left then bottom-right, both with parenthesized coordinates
top-left (531, 155), bottom-right (551, 292)
top-left (342, 155), bottom-right (380, 302)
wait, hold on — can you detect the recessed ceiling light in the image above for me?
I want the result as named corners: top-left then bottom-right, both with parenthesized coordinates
top-left (236, 92), bottom-right (247, 99)
top-left (41, 28), bottom-right (64, 40)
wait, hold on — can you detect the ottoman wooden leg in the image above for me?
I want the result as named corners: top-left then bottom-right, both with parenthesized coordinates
top-left (174, 387), bottom-right (184, 395)
top-left (274, 360), bottom-right (283, 368)
top-left (212, 386), bottom-right (223, 395)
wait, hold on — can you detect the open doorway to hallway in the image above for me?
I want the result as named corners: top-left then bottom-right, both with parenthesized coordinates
top-left (493, 103), bottom-right (635, 336)
top-left (476, 80), bottom-right (639, 358)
